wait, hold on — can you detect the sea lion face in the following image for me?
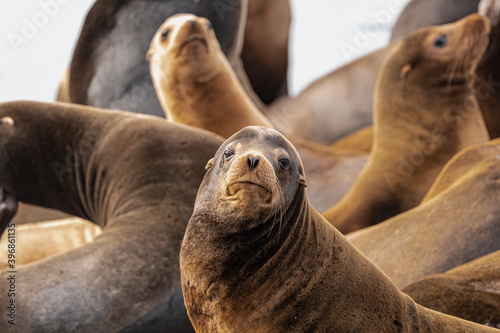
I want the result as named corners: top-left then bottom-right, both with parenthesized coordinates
top-left (197, 126), bottom-right (306, 230)
top-left (148, 14), bottom-right (222, 84)
top-left (392, 14), bottom-right (490, 86)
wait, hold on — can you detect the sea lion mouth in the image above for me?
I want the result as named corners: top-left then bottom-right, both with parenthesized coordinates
top-left (178, 35), bottom-right (208, 54)
top-left (226, 181), bottom-right (273, 203)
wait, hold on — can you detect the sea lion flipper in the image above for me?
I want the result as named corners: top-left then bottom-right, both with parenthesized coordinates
top-left (0, 187), bottom-right (18, 233)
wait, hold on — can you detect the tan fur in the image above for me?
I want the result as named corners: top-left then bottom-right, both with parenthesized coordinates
top-left (148, 14), bottom-right (273, 138)
top-left (330, 126), bottom-right (374, 153)
top-left (348, 138), bottom-right (500, 289)
top-left (0, 218), bottom-right (101, 270)
top-left (323, 14), bottom-right (491, 234)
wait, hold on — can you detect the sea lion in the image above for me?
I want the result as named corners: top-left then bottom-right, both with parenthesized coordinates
top-left (0, 101), bottom-right (223, 332)
top-left (268, 0), bottom-right (481, 145)
top-left (62, 0), bottom-right (288, 117)
top-left (147, 14), bottom-right (273, 138)
top-left (347, 138), bottom-right (500, 289)
top-left (0, 218), bottom-right (101, 270)
top-left (330, 0), bottom-right (500, 149)
top-left (403, 250), bottom-right (500, 328)
top-left (66, 0), bottom-right (247, 117)
top-left (148, 13), bottom-right (368, 212)
top-left (323, 14), bottom-right (491, 234)
top-left (179, 126), bottom-right (498, 332)
top-left (391, 0), bottom-right (480, 41)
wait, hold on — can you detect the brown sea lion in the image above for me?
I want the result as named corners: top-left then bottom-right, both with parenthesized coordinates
top-left (347, 138), bottom-right (500, 289)
top-left (403, 250), bottom-right (500, 328)
top-left (148, 13), bottom-right (368, 212)
top-left (62, 0), bottom-right (288, 117)
top-left (269, 0), bottom-right (481, 145)
top-left (323, 14), bottom-right (491, 234)
top-left (179, 126), bottom-right (498, 332)
top-left (65, 0), bottom-right (248, 117)
top-left (0, 218), bottom-right (101, 270)
top-left (0, 101), bottom-right (224, 332)
top-left (147, 13), bottom-right (273, 138)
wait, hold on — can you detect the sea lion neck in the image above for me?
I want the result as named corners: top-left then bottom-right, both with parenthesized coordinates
top-left (0, 102), bottom-right (122, 223)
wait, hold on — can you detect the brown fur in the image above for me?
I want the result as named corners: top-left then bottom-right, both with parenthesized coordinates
top-left (348, 138), bottom-right (500, 289)
top-left (404, 250), bottom-right (500, 328)
top-left (180, 126), bottom-right (498, 332)
top-left (242, 0), bottom-right (290, 104)
top-left (0, 101), bottom-right (223, 332)
top-left (323, 14), bottom-right (491, 234)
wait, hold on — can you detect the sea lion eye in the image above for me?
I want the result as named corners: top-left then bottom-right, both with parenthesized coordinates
top-left (161, 29), bottom-right (170, 41)
top-left (433, 34), bottom-right (447, 48)
top-left (278, 158), bottom-right (290, 170)
top-left (224, 149), bottom-right (234, 161)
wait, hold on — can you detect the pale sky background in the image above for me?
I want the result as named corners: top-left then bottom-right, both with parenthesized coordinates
top-left (0, 0), bottom-right (409, 103)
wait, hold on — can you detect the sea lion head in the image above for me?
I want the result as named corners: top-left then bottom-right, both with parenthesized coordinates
top-left (147, 13), bottom-right (223, 85)
top-left (386, 14), bottom-right (490, 88)
top-left (194, 126), bottom-right (306, 231)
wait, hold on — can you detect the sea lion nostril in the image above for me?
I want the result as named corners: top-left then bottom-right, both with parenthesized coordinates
top-left (247, 156), bottom-right (259, 171)
top-left (189, 20), bottom-right (196, 29)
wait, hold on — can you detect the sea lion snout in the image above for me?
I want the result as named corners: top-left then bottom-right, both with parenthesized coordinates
top-left (0, 117), bottom-right (15, 127)
top-left (225, 152), bottom-right (275, 203)
top-left (247, 154), bottom-right (260, 171)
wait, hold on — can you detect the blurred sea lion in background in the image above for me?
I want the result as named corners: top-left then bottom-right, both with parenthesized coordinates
top-left (0, 101), bottom-right (224, 332)
top-left (59, 0), bottom-right (290, 116)
top-left (269, 0), bottom-right (480, 145)
top-left (403, 250), bottom-right (500, 328)
top-left (348, 138), bottom-right (500, 289)
top-left (323, 14), bottom-right (490, 234)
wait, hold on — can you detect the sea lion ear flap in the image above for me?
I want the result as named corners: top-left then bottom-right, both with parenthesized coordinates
top-left (299, 175), bottom-right (307, 187)
top-left (399, 63), bottom-right (412, 79)
top-left (146, 48), bottom-right (153, 61)
top-left (205, 158), bottom-right (214, 170)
